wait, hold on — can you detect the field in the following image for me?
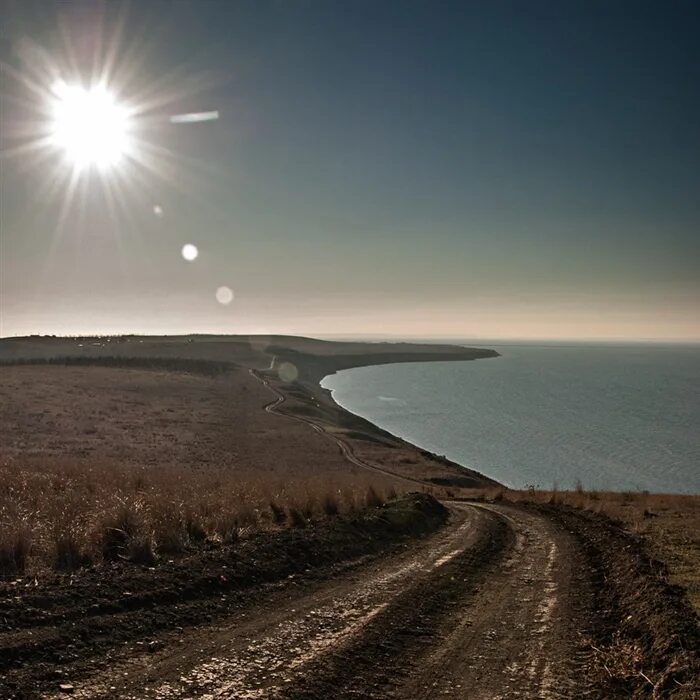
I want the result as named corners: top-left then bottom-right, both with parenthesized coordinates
top-left (0, 362), bottom-right (402, 575)
top-left (0, 337), bottom-right (495, 577)
top-left (0, 335), bottom-right (697, 699)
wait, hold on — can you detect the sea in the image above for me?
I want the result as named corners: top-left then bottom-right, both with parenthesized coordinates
top-left (321, 343), bottom-right (700, 494)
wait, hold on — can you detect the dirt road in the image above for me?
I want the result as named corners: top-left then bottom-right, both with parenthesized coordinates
top-left (25, 502), bottom-right (593, 699)
top-left (251, 369), bottom-right (429, 488)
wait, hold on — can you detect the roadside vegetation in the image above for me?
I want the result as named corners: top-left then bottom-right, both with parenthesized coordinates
top-left (0, 457), bottom-right (401, 576)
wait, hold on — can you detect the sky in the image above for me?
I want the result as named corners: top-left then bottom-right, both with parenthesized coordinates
top-left (1, 0), bottom-right (699, 341)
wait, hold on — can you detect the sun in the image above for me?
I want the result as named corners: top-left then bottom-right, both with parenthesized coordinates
top-left (50, 81), bottom-right (133, 171)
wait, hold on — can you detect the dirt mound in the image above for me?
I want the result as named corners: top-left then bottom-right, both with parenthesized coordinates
top-left (535, 504), bottom-right (700, 699)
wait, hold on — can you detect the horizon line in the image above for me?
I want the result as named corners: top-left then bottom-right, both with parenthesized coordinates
top-left (1, 332), bottom-right (699, 346)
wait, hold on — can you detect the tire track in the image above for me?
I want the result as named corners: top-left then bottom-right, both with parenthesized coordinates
top-left (392, 504), bottom-right (590, 700)
top-left (249, 369), bottom-right (428, 488)
top-left (275, 504), bottom-right (591, 700)
top-left (25, 501), bottom-right (595, 699)
top-left (44, 506), bottom-right (497, 699)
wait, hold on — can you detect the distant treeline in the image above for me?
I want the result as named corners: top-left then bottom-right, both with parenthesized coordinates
top-left (0, 356), bottom-right (238, 376)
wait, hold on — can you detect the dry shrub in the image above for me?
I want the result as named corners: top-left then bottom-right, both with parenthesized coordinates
top-left (364, 485), bottom-right (384, 509)
top-left (184, 510), bottom-right (207, 543)
top-left (589, 634), bottom-right (645, 688)
top-left (236, 504), bottom-right (259, 528)
top-left (0, 527), bottom-right (32, 576)
top-left (153, 518), bottom-right (189, 555)
top-left (322, 492), bottom-right (340, 516)
top-left (547, 481), bottom-right (559, 504)
top-left (156, 525), bottom-right (189, 555)
top-left (151, 504), bottom-right (189, 555)
top-left (99, 499), bottom-right (151, 563)
top-left (341, 489), bottom-right (357, 512)
top-left (269, 500), bottom-right (287, 525)
top-left (214, 511), bottom-right (241, 544)
top-left (492, 488), bottom-right (507, 503)
top-left (0, 458), bottom-right (397, 574)
top-left (300, 496), bottom-right (316, 521)
top-left (127, 532), bottom-right (156, 565)
top-left (287, 507), bottom-right (307, 528)
top-left (53, 528), bottom-right (92, 571)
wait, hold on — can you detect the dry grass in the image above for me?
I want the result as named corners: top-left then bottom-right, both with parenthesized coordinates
top-left (0, 364), bottom-right (376, 482)
top-left (0, 363), bottom-right (406, 577)
top-left (0, 457), bottom-right (402, 576)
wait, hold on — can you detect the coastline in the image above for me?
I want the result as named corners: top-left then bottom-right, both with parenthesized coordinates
top-left (259, 345), bottom-right (502, 489)
top-left (2, 337), bottom-right (698, 680)
top-left (316, 344), bottom-right (700, 495)
top-left (0, 334), bottom-right (503, 488)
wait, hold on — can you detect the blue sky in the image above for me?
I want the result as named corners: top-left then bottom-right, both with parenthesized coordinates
top-left (1, 1), bottom-right (698, 339)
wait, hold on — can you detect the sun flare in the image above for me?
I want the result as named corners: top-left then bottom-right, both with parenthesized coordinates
top-left (50, 81), bottom-right (132, 170)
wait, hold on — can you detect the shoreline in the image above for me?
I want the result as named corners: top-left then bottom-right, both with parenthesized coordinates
top-left (259, 348), bottom-right (502, 489)
top-left (314, 346), bottom-right (700, 496)
top-left (318, 368), bottom-right (508, 488)
top-left (1, 344), bottom-right (697, 697)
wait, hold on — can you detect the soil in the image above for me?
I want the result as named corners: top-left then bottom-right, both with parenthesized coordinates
top-left (532, 503), bottom-right (700, 698)
top-left (2, 497), bottom-right (696, 699)
top-left (0, 494), bottom-right (446, 699)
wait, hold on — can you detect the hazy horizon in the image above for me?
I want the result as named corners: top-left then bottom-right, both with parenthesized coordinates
top-left (2, 330), bottom-right (700, 347)
top-left (2, 1), bottom-right (699, 340)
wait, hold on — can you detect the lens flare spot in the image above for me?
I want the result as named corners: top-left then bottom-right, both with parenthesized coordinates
top-left (153, 205), bottom-right (164, 217)
top-left (249, 333), bottom-right (273, 353)
top-left (215, 286), bottom-right (234, 305)
top-left (277, 362), bottom-right (298, 383)
top-left (181, 243), bottom-right (198, 261)
top-left (169, 110), bottom-right (220, 124)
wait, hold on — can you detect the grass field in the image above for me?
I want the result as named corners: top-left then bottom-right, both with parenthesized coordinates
top-left (0, 361), bottom-right (400, 575)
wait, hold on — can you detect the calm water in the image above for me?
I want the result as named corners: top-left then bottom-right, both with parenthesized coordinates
top-left (321, 345), bottom-right (700, 493)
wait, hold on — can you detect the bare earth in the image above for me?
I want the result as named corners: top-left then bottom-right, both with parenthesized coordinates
top-left (6, 502), bottom-right (595, 699)
top-left (0, 503), bottom-right (591, 699)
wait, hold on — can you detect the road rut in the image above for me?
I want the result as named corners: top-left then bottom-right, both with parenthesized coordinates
top-left (40, 503), bottom-right (593, 700)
